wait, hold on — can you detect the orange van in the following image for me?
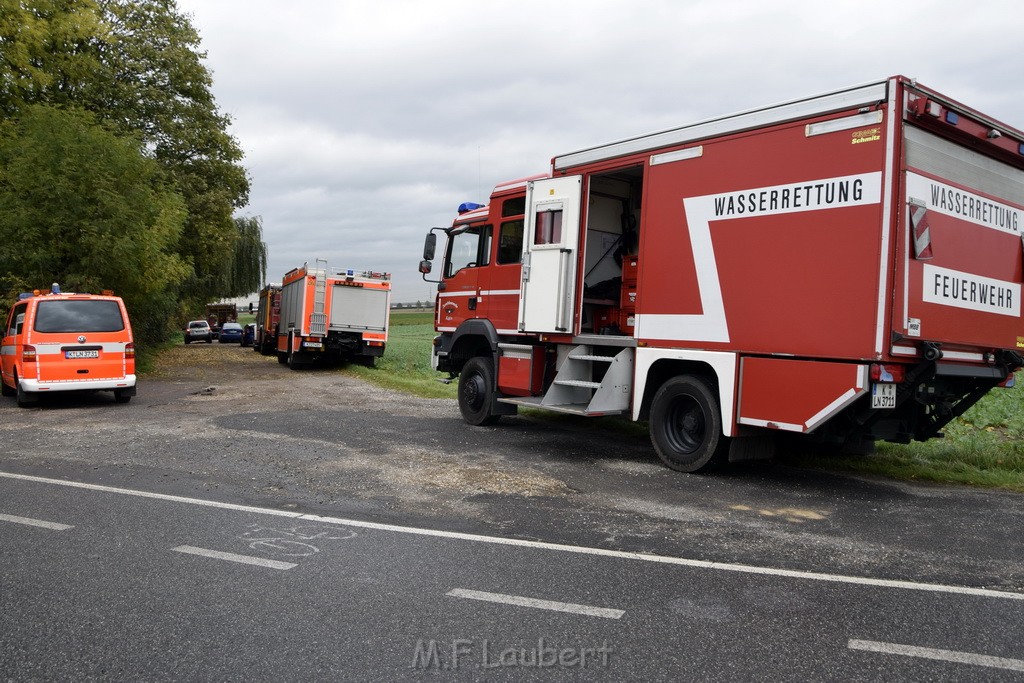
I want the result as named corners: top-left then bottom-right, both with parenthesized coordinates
top-left (1, 287), bottom-right (137, 407)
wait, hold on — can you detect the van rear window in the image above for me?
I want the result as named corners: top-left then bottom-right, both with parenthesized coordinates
top-left (34, 300), bottom-right (125, 333)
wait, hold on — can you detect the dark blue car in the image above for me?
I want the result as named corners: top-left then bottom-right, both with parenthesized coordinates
top-left (218, 322), bottom-right (244, 343)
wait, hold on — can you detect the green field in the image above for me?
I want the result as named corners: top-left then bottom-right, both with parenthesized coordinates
top-left (344, 309), bottom-right (1024, 491)
top-left (343, 310), bottom-right (456, 399)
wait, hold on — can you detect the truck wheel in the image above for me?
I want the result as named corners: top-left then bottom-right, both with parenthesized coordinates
top-left (114, 389), bottom-right (132, 404)
top-left (649, 376), bottom-right (728, 472)
top-left (458, 357), bottom-right (501, 426)
top-left (277, 351), bottom-right (288, 364)
top-left (1, 376), bottom-right (14, 397)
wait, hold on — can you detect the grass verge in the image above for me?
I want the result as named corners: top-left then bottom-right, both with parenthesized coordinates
top-left (341, 311), bottom-right (456, 399)
top-left (784, 378), bottom-right (1024, 491)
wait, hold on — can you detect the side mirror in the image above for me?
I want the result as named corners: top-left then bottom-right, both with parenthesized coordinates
top-left (418, 260), bottom-right (432, 274)
top-left (423, 233), bottom-right (436, 261)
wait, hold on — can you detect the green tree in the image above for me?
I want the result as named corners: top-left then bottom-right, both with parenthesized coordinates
top-left (91, 0), bottom-right (249, 304)
top-left (0, 0), bottom-right (108, 116)
top-left (0, 104), bottom-right (191, 345)
top-left (1, 0), bottom-right (253, 311)
top-left (226, 215), bottom-right (267, 298)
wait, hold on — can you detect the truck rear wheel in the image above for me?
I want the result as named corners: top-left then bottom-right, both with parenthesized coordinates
top-left (458, 357), bottom-right (501, 426)
top-left (1, 376), bottom-right (14, 397)
top-left (650, 376), bottom-right (728, 472)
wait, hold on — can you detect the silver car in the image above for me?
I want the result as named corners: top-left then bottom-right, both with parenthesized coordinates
top-left (184, 320), bottom-right (213, 344)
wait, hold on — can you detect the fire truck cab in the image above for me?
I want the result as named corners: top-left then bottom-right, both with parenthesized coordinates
top-left (1, 285), bottom-right (137, 407)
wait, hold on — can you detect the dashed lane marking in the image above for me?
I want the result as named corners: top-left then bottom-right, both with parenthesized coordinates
top-left (2, 471), bottom-right (1023, 602)
top-left (849, 639), bottom-right (1024, 673)
top-left (172, 545), bottom-right (297, 570)
top-left (447, 588), bottom-right (625, 619)
top-left (0, 513), bottom-right (73, 531)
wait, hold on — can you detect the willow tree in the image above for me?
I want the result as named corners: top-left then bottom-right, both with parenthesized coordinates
top-left (226, 215), bottom-right (267, 298)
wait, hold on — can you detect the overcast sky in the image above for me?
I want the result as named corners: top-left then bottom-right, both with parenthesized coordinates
top-left (175, 0), bottom-right (1024, 304)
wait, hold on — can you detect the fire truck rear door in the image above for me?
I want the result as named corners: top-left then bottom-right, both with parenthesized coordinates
top-left (518, 175), bottom-right (582, 333)
top-left (896, 126), bottom-right (1024, 352)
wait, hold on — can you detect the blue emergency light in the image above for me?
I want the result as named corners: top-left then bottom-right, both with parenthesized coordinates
top-left (458, 202), bottom-right (484, 214)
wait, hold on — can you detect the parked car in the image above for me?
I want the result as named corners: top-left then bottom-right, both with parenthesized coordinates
top-left (184, 320), bottom-right (213, 344)
top-left (241, 323), bottom-right (256, 347)
top-left (218, 322), bottom-right (244, 344)
top-left (2, 289), bottom-right (137, 406)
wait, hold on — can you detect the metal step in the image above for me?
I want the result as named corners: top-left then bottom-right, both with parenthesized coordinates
top-left (497, 396), bottom-right (625, 417)
top-left (572, 334), bottom-right (636, 348)
top-left (554, 379), bottom-right (602, 389)
top-left (569, 354), bottom-right (615, 363)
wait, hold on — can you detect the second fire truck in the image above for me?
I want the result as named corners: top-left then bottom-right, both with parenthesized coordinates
top-left (277, 261), bottom-right (391, 368)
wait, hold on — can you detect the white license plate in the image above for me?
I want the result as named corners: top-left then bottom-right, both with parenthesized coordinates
top-left (65, 350), bottom-right (99, 359)
top-left (871, 383), bottom-right (896, 409)
top-left (302, 341), bottom-right (323, 349)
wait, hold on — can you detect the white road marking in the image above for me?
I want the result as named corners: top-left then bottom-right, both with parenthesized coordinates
top-left (0, 512), bottom-right (73, 531)
top-left (849, 639), bottom-right (1024, 673)
top-left (172, 545), bottom-right (297, 570)
top-left (447, 588), bottom-right (624, 619)
top-left (2, 470), bottom-right (1023, 602)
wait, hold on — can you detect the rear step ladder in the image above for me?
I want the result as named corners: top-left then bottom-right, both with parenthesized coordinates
top-left (310, 259), bottom-right (328, 336)
top-left (498, 345), bottom-right (634, 416)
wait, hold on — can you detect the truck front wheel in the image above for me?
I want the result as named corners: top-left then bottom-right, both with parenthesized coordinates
top-left (650, 376), bottom-right (728, 472)
top-left (458, 357), bottom-right (501, 426)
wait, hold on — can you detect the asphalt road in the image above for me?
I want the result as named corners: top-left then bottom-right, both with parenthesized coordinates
top-left (1, 343), bottom-right (1022, 680)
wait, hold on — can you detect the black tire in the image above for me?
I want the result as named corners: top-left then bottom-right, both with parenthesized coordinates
top-left (1, 376), bottom-right (14, 397)
top-left (184, 338), bottom-right (191, 345)
top-left (16, 376), bottom-right (36, 408)
top-left (649, 375), bottom-right (729, 473)
top-left (114, 389), bottom-right (132, 404)
top-left (458, 356), bottom-right (500, 426)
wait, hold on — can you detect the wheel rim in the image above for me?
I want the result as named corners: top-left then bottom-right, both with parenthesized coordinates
top-left (462, 372), bottom-right (486, 412)
top-left (664, 395), bottom-right (705, 455)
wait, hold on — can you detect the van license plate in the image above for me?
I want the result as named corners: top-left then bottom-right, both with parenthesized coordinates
top-left (65, 350), bottom-right (99, 359)
top-left (302, 342), bottom-right (323, 349)
top-left (871, 383), bottom-right (896, 409)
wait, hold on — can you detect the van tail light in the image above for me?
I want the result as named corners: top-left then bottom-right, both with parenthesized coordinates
top-left (22, 345), bottom-right (36, 363)
top-left (870, 363), bottom-right (905, 383)
top-left (125, 342), bottom-right (135, 359)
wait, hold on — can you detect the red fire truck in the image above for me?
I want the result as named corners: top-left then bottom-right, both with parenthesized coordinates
top-left (419, 75), bottom-right (1024, 472)
top-left (277, 261), bottom-right (390, 368)
top-left (253, 283), bottom-right (281, 355)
